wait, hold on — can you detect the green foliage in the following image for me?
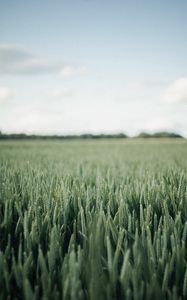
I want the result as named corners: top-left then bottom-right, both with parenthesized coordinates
top-left (0, 131), bottom-right (184, 140)
top-left (0, 139), bottom-right (187, 299)
top-left (137, 131), bottom-right (183, 138)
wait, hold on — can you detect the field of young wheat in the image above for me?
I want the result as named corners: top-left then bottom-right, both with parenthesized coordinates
top-left (0, 139), bottom-right (187, 300)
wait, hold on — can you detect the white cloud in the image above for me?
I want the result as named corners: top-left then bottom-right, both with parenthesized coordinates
top-left (1, 96), bottom-right (187, 136)
top-left (0, 44), bottom-right (90, 77)
top-left (142, 118), bottom-right (177, 132)
top-left (128, 80), bottom-right (167, 92)
top-left (48, 88), bottom-right (74, 99)
top-left (61, 65), bottom-right (90, 78)
top-left (0, 87), bottom-right (14, 102)
top-left (0, 44), bottom-right (61, 75)
top-left (163, 77), bottom-right (187, 103)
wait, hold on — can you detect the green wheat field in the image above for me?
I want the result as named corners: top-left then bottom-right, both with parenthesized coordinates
top-left (0, 139), bottom-right (187, 300)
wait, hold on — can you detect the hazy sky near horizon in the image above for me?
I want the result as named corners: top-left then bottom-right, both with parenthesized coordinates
top-left (0, 0), bottom-right (187, 136)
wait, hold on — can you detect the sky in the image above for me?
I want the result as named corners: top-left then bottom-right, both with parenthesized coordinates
top-left (0, 0), bottom-right (187, 136)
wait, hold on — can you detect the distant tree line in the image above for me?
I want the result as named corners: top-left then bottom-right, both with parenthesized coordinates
top-left (0, 131), bottom-right (184, 140)
top-left (136, 132), bottom-right (183, 138)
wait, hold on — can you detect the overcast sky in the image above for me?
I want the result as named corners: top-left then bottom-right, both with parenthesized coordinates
top-left (0, 0), bottom-right (187, 136)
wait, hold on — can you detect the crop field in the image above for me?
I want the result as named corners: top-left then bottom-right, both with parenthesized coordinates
top-left (0, 139), bottom-right (187, 300)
